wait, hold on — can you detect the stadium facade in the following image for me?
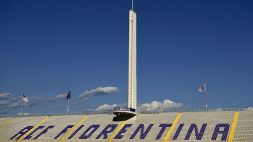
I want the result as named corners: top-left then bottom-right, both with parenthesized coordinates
top-left (1, 110), bottom-right (253, 141)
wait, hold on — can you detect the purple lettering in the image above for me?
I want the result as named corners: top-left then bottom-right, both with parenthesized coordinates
top-left (34, 125), bottom-right (54, 139)
top-left (68, 125), bottom-right (84, 139)
top-left (130, 124), bottom-right (153, 139)
top-left (10, 126), bottom-right (33, 140)
top-left (24, 126), bottom-right (44, 139)
top-left (172, 124), bottom-right (184, 140)
top-left (79, 125), bottom-right (100, 139)
top-left (211, 123), bottom-right (230, 140)
top-left (185, 123), bottom-right (207, 140)
top-left (54, 125), bottom-right (73, 139)
top-left (155, 124), bottom-right (172, 140)
top-left (114, 124), bottom-right (132, 139)
top-left (96, 124), bottom-right (118, 139)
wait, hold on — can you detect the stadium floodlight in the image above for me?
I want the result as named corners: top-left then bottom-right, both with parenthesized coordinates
top-left (113, 0), bottom-right (137, 120)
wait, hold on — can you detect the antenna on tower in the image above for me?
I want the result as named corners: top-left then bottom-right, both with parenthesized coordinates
top-left (132, 0), bottom-right (134, 10)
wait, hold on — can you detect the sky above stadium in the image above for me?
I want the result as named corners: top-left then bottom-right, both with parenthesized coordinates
top-left (0, 0), bottom-right (252, 115)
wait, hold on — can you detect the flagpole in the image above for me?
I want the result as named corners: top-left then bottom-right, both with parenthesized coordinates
top-left (67, 98), bottom-right (70, 115)
top-left (205, 92), bottom-right (208, 112)
top-left (20, 94), bottom-right (23, 117)
top-left (205, 82), bottom-right (208, 112)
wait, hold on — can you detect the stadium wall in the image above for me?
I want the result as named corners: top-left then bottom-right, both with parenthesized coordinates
top-left (0, 110), bottom-right (252, 141)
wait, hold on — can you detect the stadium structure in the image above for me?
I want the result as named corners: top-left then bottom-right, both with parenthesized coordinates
top-left (113, 5), bottom-right (137, 120)
top-left (0, 1), bottom-right (253, 142)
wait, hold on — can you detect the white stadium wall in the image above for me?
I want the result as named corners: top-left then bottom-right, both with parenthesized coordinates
top-left (1, 110), bottom-right (253, 141)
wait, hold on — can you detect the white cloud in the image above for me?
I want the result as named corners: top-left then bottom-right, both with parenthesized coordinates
top-left (8, 101), bottom-right (20, 108)
top-left (0, 100), bottom-right (10, 105)
top-left (95, 103), bottom-right (127, 112)
top-left (80, 86), bottom-right (119, 100)
top-left (0, 93), bottom-right (19, 110)
top-left (49, 93), bottom-right (68, 101)
top-left (95, 99), bottom-right (182, 113)
top-left (56, 94), bottom-right (66, 99)
top-left (0, 92), bottom-right (42, 114)
top-left (96, 104), bottom-right (117, 112)
top-left (248, 107), bottom-right (253, 111)
top-left (0, 93), bottom-right (10, 98)
top-left (138, 99), bottom-right (183, 112)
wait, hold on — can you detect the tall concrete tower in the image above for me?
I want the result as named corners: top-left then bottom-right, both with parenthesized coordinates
top-left (128, 8), bottom-right (137, 110)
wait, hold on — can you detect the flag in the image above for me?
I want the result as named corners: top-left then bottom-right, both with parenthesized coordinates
top-left (67, 91), bottom-right (71, 100)
top-left (22, 94), bottom-right (29, 103)
top-left (198, 83), bottom-right (207, 93)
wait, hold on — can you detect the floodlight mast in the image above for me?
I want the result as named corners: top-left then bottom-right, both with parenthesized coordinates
top-left (128, 1), bottom-right (137, 111)
top-left (113, 0), bottom-right (137, 119)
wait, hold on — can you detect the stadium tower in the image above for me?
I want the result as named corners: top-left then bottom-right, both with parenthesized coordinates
top-left (113, 1), bottom-right (137, 120)
top-left (128, 3), bottom-right (137, 111)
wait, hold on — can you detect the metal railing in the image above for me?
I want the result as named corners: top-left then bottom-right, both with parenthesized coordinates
top-left (0, 107), bottom-right (252, 118)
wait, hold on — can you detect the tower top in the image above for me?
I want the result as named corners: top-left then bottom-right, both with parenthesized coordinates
top-left (132, 0), bottom-right (134, 10)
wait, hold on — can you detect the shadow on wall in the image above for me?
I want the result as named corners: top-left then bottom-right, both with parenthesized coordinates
top-left (113, 115), bottom-right (135, 121)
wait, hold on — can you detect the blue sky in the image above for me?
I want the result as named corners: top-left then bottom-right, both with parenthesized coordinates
top-left (0, 0), bottom-right (252, 115)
